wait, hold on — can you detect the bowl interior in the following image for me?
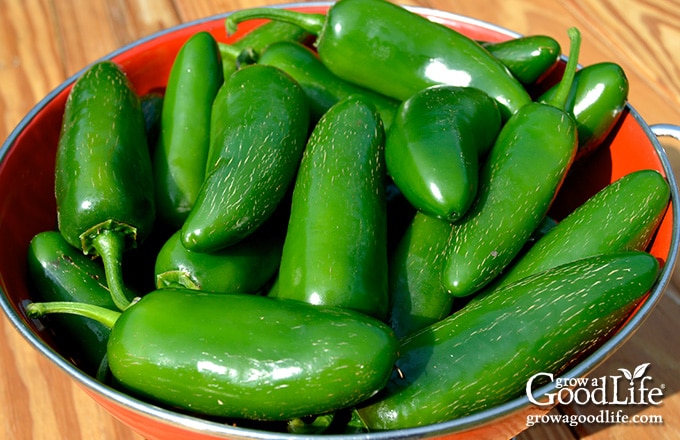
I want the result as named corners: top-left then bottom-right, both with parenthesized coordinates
top-left (0, 3), bottom-right (677, 440)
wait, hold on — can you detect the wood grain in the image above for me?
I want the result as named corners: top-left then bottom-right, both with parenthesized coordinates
top-left (0, 1), bottom-right (678, 439)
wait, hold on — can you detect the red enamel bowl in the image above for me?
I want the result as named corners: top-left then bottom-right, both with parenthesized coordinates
top-left (1, 3), bottom-right (678, 440)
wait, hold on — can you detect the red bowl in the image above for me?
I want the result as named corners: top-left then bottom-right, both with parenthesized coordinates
top-left (1, 3), bottom-right (678, 440)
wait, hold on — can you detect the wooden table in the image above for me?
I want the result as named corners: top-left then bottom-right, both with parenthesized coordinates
top-left (1, 0), bottom-right (678, 439)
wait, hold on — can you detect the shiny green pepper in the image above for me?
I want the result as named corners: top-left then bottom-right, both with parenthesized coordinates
top-left (55, 60), bottom-right (155, 311)
top-left (539, 61), bottom-right (629, 158)
top-left (26, 289), bottom-right (398, 422)
top-left (385, 85), bottom-right (501, 221)
top-left (277, 95), bottom-right (388, 319)
top-left (155, 228), bottom-right (282, 294)
top-left (153, 31), bottom-right (224, 231)
top-left (226, 0), bottom-right (531, 120)
top-left (181, 64), bottom-right (309, 253)
top-left (483, 35), bottom-right (561, 85)
top-left (442, 29), bottom-right (581, 297)
top-left (351, 251), bottom-right (659, 430)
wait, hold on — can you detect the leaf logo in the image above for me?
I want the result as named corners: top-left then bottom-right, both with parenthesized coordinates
top-left (618, 363), bottom-right (650, 385)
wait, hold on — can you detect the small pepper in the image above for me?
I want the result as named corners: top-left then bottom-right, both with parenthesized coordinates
top-left (385, 85), bottom-right (502, 221)
top-left (539, 61), bottom-right (629, 158)
top-left (226, 0), bottom-right (531, 120)
top-left (26, 231), bottom-right (122, 374)
top-left (55, 61), bottom-right (155, 311)
top-left (155, 227), bottom-right (282, 294)
top-left (482, 35), bottom-right (561, 85)
top-left (218, 19), bottom-right (310, 79)
top-left (153, 31), bottom-right (224, 231)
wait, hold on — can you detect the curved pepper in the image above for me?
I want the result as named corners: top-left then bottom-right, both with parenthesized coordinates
top-left (482, 35), bottom-right (561, 85)
top-left (277, 95), bottom-right (388, 319)
top-left (181, 64), bottom-right (309, 253)
top-left (153, 31), bottom-right (224, 231)
top-left (442, 28), bottom-right (581, 297)
top-left (218, 20), bottom-right (310, 79)
top-left (26, 289), bottom-right (398, 422)
top-left (155, 228), bottom-right (282, 294)
top-left (226, 0), bottom-right (531, 120)
top-left (385, 85), bottom-right (501, 220)
top-left (55, 60), bottom-right (155, 310)
top-left (257, 40), bottom-right (399, 128)
top-left (351, 251), bottom-right (659, 430)
top-left (27, 231), bottom-right (121, 374)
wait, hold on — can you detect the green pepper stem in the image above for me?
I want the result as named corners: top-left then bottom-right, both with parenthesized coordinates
top-left (226, 8), bottom-right (325, 37)
top-left (218, 41), bottom-right (243, 60)
top-left (91, 229), bottom-right (133, 311)
top-left (547, 27), bottom-right (582, 111)
top-left (26, 301), bottom-right (121, 329)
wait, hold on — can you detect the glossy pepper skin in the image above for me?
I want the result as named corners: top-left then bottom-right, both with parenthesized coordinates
top-left (153, 31), bottom-right (223, 231)
top-left (226, 0), bottom-right (531, 120)
top-left (155, 228), bottom-right (282, 294)
top-left (539, 61), bottom-right (629, 158)
top-left (482, 35), bottom-right (561, 85)
top-left (277, 95), bottom-right (388, 320)
top-left (26, 231), bottom-right (121, 374)
top-left (55, 60), bottom-right (155, 311)
top-left (181, 64), bottom-right (309, 253)
top-left (351, 251), bottom-right (659, 430)
top-left (27, 289), bottom-right (399, 422)
top-left (257, 40), bottom-right (399, 128)
top-left (385, 85), bottom-right (501, 221)
top-left (442, 29), bottom-right (581, 297)
top-left (218, 20), bottom-right (310, 79)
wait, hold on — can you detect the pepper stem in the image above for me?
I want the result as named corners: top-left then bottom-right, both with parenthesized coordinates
top-left (547, 27), bottom-right (582, 111)
top-left (26, 301), bottom-right (121, 329)
top-left (226, 8), bottom-right (325, 36)
top-left (91, 229), bottom-right (133, 311)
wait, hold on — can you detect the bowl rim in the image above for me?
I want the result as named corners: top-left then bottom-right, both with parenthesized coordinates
top-left (1, 2), bottom-right (679, 439)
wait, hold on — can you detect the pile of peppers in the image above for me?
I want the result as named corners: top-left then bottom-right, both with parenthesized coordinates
top-left (26, 0), bottom-right (670, 435)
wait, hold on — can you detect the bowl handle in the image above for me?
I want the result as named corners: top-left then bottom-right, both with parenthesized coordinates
top-left (651, 124), bottom-right (680, 141)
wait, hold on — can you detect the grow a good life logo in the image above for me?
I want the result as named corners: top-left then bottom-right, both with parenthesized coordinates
top-left (525, 363), bottom-right (666, 427)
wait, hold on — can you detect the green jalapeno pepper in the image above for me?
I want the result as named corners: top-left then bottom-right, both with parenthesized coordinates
top-left (218, 20), bottom-right (310, 79)
top-left (26, 231), bottom-right (122, 374)
top-left (441, 28), bottom-right (581, 297)
top-left (26, 289), bottom-right (398, 422)
top-left (55, 60), bottom-right (155, 311)
top-left (181, 64), bottom-right (309, 253)
top-left (155, 228), bottom-right (282, 294)
top-left (257, 40), bottom-right (399, 128)
top-left (277, 95), bottom-right (388, 320)
top-left (153, 31), bottom-right (224, 231)
top-left (226, 0), bottom-right (531, 120)
top-left (351, 251), bottom-right (660, 430)
top-left (539, 61), bottom-right (629, 158)
top-left (385, 85), bottom-right (501, 221)
top-left (482, 35), bottom-right (561, 85)
top-left (484, 169), bottom-right (670, 294)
